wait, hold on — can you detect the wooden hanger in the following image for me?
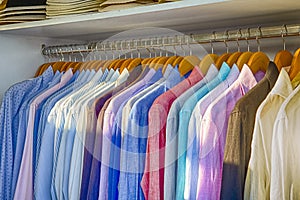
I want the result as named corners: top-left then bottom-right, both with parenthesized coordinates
top-left (247, 52), bottom-right (269, 74)
top-left (172, 56), bottom-right (183, 67)
top-left (289, 48), bottom-right (300, 80)
top-left (119, 58), bottom-right (133, 73)
top-left (274, 25), bottom-right (293, 71)
top-left (154, 57), bottom-right (169, 70)
top-left (236, 52), bottom-right (253, 70)
top-left (127, 58), bottom-right (143, 72)
top-left (226, 52), bottom-right (243, 67)
top-left (215, 53), bottom-right (232, 69)
top-left (178, 55), bottom-right (200, 76)
top-left (199, 54), bottom-right (219, 75)
top-left (274, 50), bottom-right (293, 71)
top-left (162, 56), bottom-right (178, 74)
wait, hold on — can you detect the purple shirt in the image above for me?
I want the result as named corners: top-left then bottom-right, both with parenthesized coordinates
top-left (197, 65), bottom-right (262, 200)
top-left (98, 68), bottom-right (157, 200)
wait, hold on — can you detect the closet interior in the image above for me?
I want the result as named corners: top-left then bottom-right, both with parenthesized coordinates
top-left (0, 0), bottom-right (300, 200)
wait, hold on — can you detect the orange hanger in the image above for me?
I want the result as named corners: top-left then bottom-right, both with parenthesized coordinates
top-left (113, 59), bottom-right (126, 70)
top-left (162, 56), bottom-right (178, 74)
top-left (120, 58), bottom-right (133, 73)
top-left (178, 55), bottom-right (200, 76)
top-left (154, 57), bottom-right (169, 70)
top-left (199, 54), bottom-right (219, 75)
top-left (289, 48), bottom-right (300, 80)
top-left (274, 25), bottom-right (293, 71)
top-left (215, 53), bottom-right (232, 69)
top-left (247, 52), bottom-right (269, 74)
top-left (102, 60), bottom-right (114, 70)
top-left (236, 52), bottom-right (253, 70)
top-left (172, 56), bottom-right (184, 67)
top-left (127, 58), bottom-right (143, 72)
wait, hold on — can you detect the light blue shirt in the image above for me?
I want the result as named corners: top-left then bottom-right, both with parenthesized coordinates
top-left (34, 70), bottom-right (94, 200)
top-left (174, 65), bottom-right (219, 200)
top-left (181, 62), bottom-right (231, 200)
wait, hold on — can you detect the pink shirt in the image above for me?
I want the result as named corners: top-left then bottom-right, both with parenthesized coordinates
top-left (197, 65), bottom-right (260, 200)
top-left (141, 67), bottom-right (203, 200)
top-left (14, 69), bottom-right (73, 200)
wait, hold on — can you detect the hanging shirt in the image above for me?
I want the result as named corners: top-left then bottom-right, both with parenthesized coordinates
top-left (107, 69), bottom-right (162, 200)
top-left (174, 65), bottom-right (218, 200)
top-left (198, 65), bottom-right (261, 200)
top-left (0, 67), bottom-right (54, 200)
top-left (221, 62), bottom-right (278, 200)
top-left (14, 69), bottom-right (73, 200)
top-left (127, 65), bottom-right (183, 200)
top-left (182, 62), bottom-right (231, 200)
top-left (270, 72), bottom-right (300, 200)
top-left (53, 69), bottom-right (113, 200)
top-left (34, 70), bottom-right (95, 200)
top-left (117, 68), bottom-right (165, 200)
top-left (86, 67), bottom-right (149, 200)
top-left (140, 66), bottom-right (203, 200)
top-left (98, 66), bottom-right (166, 200)
top-left (68, 69), bottom-right (129, 200)
top-left (11, 68), bottom-right (59, 198)
top-left (244, 69), bottom-right (300, 200)
top-left (186, 64), bottom-right (240, 199)
top-left (80, 65), bottom-right (143, 200)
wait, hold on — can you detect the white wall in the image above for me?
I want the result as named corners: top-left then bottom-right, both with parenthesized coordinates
top-left (0, 34), bottom-right (81, 100)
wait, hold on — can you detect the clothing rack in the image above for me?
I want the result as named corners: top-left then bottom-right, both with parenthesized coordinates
top-left (42, 24), bottom-right (300, 57)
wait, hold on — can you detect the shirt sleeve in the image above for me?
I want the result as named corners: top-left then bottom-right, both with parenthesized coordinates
top-left (244, 118), bottom-right (269, 200)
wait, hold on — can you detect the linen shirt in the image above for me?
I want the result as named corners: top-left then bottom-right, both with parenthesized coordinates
top-left (270, 72), bottom-right (300, 199)
top-left (34, 70), bottom-right (95, 200)
top-left (198, 65), bottom-right (260, 200)
top-left (79, 66), bottom-right (143, 200)
top-left (186, 64), bottom-right (240, 199)
top-left (140, 67), bottom-right (203, 200)
top-left (181, 63), bottom-right (231, 200)
top-left (53, 70), bottom-right (115, 200)
top-left (98, 67), bottom-right (167, 200)
top-left (87, 68), bottom-right (151, 200)
top-left (131, 66), bottom-right (184, 200)
top-left (221, 62), bottom-right (278, 200)
top-left (244, 69), bottom-right (300, 200)
top-left (174, 65), bottom-right (218, 200)
top-left (68, 69), bottom-right (129, 200)
top-left (0, 67), bottom-right (54, 200)
top-left (14, 69), bottom-right (73, 200)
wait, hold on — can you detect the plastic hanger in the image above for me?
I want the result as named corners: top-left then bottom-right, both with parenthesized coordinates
top-left (247, 28), bottom-right (269, 73)
top-left (199, 35), bottom-right (219, 74)
top-left (289, 48), bottom-right (300, 80)
top-left (274, 25), bottom-right (293, 71)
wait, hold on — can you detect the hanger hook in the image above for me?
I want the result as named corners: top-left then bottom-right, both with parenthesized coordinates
top-left (210, 31), bottom-right (216, 54)
top-left (172, 35), bottom-right (177, 56)
top-left (78, 47), bottom-right (85, 62)
top-left (245, 28), bottom-right (250, 52)
top-left (281, 24), bottom-right (288, 50)
top-left (256, 26), bottom-right (262, 52)
top-left (134, 39), bottom-right (141, 58)
top-left (224, 30), bottom-right (229, 53)
top-left (236, 29), bottom-right (242, 52)
top-left (179, 36), bottom-right (185, 56)
top-left (187, 34), bottom-right (193, 56)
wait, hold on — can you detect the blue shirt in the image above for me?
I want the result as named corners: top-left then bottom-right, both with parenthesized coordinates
top-left (180, 62), bottom-right (230, 200)
top-left (107, 69), bottom-right (164, 200)
top-left (34, 70), bottom-right (94, 200)
top-left (119, 67), bottom-right (183, 200)
top-left (0, 67), bottom-right (54, 200)
top-left (7, 67), bottom-right (54, 199)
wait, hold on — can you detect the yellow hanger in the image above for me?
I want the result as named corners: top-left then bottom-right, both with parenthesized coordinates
top-left (120, 58), bottom-right (133, 73)
top-left (199, 54), bottom-right (219, 74)
top-left (215, 53), bottom-right (232, 69)
top-left (172, 56), bottom-right (184, 67)
top-left (162, 56), bottom-right (178, 74)
top-left (178, 55), bottom-right (200, 76)
top-left (154, 57), bottom-right (169, 70)
top-left (247, 28), bottom-right (270, 73)
top-left (236, 52), bottom-right (253, 70)
top-left (274, 27), bottom-right (293, 71)
top-left (289, 48), bottom-right (300, 80)
top-left (127, 58), bottom-right (143, 71)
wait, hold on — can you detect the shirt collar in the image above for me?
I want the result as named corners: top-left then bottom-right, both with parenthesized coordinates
top-left (224, 64), bottom-right (240, 86)
top-left (166, 65), bottom-right (182, 89)
top-left (186, 67), bottom-right (204, 85)
top-left (291, 71), bottom-right (300, 89)
top-left (217, 62), bottom-right (231, 80)
top-left (163, 64), bottom-right (174, 78)
top-left (142, 68), bottom-right (156, 83)
top-left (238, 64), bottom-right (258, 95)
top-left (270, 68), bottom-right (294, 98)
top-left (115, 68), bottom-right (129, 86)
top-left (40, 66), bottom-right (55, 83)
top-left (204, 64), bottom-right (218, 82)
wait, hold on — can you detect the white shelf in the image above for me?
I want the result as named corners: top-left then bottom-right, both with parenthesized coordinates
top-left (0, 0), bottom-right (299, 41)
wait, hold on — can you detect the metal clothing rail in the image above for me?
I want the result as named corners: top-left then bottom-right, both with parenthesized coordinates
top-left (41, 24), bottom-right (300, 57)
